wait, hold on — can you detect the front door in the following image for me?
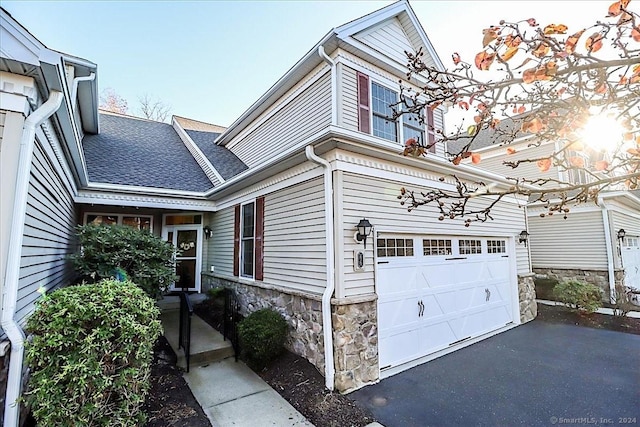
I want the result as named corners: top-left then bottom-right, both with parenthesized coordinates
top-left (164, 226), bottom-right (202, 292)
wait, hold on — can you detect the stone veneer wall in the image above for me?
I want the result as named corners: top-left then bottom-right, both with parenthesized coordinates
top-left (202, 275), bottom-right (326, 373)
top-left (202, 275), bottom-right (379, 393)
top-left (518, 274), bottom-right (537, 323)
top-left (532, 268), bottom-right (624, 301)
top-left (332, 299), bottom-right (378, 393)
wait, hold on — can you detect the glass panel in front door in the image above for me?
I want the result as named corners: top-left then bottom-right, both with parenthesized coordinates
top-left (175, 229), bottom-right (198, 290)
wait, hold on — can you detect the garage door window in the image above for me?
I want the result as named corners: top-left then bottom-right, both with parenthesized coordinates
top-left (423, 239), bottom-right (452, 256)
top-left (459, 239), bottom-right (482, 254)
top-left (377, 238), bottom-right (414, 257)
top-left (487, 240), bottom-right (507, 253)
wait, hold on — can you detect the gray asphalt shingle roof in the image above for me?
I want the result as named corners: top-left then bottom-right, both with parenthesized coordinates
top-left (447, 117), bottom-right (527, 154)
top-left (83, 113), bottom-right (214, 192)
top-left (185, 130), bottom-right (248, 180)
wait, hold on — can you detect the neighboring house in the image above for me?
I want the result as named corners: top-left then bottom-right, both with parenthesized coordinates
top-left (448, 123), bottom-right (640, 302)
top-left (1, 2), bottom-right (539, 424)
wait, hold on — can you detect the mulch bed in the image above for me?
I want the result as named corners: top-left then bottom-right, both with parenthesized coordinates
top-left (194, 298), bottom-right (377, 427)
top-left (536, 302), bottom-right (640, 335)
top-left (143, 336), bottom-right (211, 427)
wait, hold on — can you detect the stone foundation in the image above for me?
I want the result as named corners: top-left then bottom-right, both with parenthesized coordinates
top-left (332, 299), bottom-right (378, 393)
top-left (518, 274), bottom-right (537, 323)
top-left (532, 268), bottom-right (624, 301)
top-left (202, 275), bottom-right (326, 373)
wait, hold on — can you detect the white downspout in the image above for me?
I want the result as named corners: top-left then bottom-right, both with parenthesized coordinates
top-left (599, 197), bottom-right (617, 303)
top-left (305, 145), bottom-right (335, 391)
top-left (2, 90), bottom-right (64, 427)
top-left (318, 46), bottom-right (337, 125)
top-left (70, 72), bottom-right (95, 108)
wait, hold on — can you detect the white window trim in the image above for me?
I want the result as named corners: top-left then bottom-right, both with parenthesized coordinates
top-left (240, 200), bottom-right (256, 280)
top-left (84, 212), bottom-right (154, 232)
top-left (368, 78), bottom-right (427, 146)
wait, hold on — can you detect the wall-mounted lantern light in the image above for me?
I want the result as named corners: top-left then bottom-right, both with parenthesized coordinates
top-left (203, 226), bottom-right (213, 239)
top-left (617, 229), bottom-right (626, 240)
top-left (519, 230), bottom-right (530, 247)
top-left (355, 218), bottom-right (373, 249)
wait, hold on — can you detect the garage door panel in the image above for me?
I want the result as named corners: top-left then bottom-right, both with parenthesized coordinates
top-left (377, 235), bottom-right (515, 371)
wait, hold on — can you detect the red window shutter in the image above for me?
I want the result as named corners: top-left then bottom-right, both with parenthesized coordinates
top-left (255, 197), bottom-right (265, 281)
top-left (357, 72), bottom-right (370, 133)
top-left (426, 108), bottom-right (436, 153)
top-left (233, 204), bottom-right (240, 277)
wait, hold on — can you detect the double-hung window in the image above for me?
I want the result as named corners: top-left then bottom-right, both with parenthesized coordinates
top-left (371, 82), bottom-right (398, 142)
top-left (359, 72), bottom-right (435, 152)
top-left (240, 202), bottom-right (255, 278)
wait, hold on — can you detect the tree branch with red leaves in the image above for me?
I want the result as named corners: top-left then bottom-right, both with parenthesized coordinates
top-left (394, 0), bottom-right (640, 223)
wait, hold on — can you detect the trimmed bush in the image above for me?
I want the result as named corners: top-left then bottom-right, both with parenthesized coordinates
top-left (70, 224), bottom-right (176, 298)
top-left (534, 277), bottom-right (559, 301)
top-left (553, 280), bottom-right (603, 313)
top-left (238, 309), bottom-right (288, 369)
top-left (25, 280), bottom-right (162, 426)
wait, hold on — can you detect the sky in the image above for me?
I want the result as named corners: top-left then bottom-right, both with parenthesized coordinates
top-left (1, 0), bottom-right (613, 128)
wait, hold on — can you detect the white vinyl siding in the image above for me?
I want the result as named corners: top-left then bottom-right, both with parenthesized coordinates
top-left (340, 64), bottom-right (446, 157)
top-left (0, 111), bottom-right (5, 146)
top-left (207, 207), bottom-right (235, 278)
top-left (609, 210), bottom-right (640, 236)
top-left (341, 172), bottom-right (528, 298)
top-left (353, 17), bottom-right (417, 67)
top-left (15, 136), bottom-right (77, 329)
top-left (528, 209), bottom-right (608, 269)
top-left (478, 143), bottom-right (559, 184)
top-left (229, 72), bottom-right (331, 168)
top-left (264, 177), bottom-right (326, 295)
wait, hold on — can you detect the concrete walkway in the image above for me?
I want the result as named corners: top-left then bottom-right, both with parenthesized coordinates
top-left (159, 299), bottom-right (312, 426)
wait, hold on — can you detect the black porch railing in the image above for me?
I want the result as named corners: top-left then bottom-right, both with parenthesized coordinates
top-left (178, 291), bottom-right (193, 372)
top-left (223, 289), bottom-right (240, 362)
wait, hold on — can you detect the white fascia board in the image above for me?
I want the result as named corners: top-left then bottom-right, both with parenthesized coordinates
top-left (0, 10), bottom-right (45, 66)
top-left (215, 31), bottom-right (335, 146)
top-left (328, 126), bottom-right (536, 191)
top-left (600, 190), bottom-right (640, 208)
top-left (76, 190), bottom-right (217, 212)
top-left (172, 117), bottom-right (224, 185)
top-left (403, 1), bottom-right (445, 71)
top-left (84, 182), bottom-right (209, 198)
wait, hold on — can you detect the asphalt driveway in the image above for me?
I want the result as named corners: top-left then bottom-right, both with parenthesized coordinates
top-left (352, 321), bottom-right (640, 426)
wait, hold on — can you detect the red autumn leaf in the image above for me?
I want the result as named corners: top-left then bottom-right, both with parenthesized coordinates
top-left (544, 24), bottom-right (568, 35)
top-left (458, 101), bottom-right (470, 110)
top-left (537, 158), bottom-right (552, 172)
top-left (452, 156), bottom-right (462, 165)
top-left (595, 83), bottom-right (608, 94)
top-left (405, 138), bottom-right (418, 147)
top-left (474, 115), bottom-right (482, 124)
top-left (475, 50), bottom-right (495, 70)
top-left (569, 156), bottom-right (585, 168)
top-left (565, 30), bottom-right (585, 54)
top-left (452, 52), bottom-right (461, 65)
top-left (523, 67), bottom-right (537, 84)
top-left (518, 105), bottom-right (526, 114)
top-left (522, 117), bottom-right (545, 133)
top-left (632, 26), bottom-right (640, 42)
top-left (527, 18), bottom-right (538, 27)
top-left (471, 153), bottom-right (482, 164)
top-left (586, 32), bottom-right (604, 53)
top-left (482, 28), bottom-right (498, 47)
top-left (505, 35), bottom-right (522, 48)
top-left (533, 43), bottom-right (550, 58)
top-left (506, 147), bottom-right (517, 155)
top-left (462, 151), bottom-right (473, 159)
top-left (608, 0), bottom-right (630, 17)
top-left (490, 118), bottom-right (500, 129)
top-left (595, 160), bottom-right (609, 171)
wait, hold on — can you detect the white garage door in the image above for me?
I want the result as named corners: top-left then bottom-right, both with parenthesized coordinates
top-left (377, 235), bottom-right (515, 372)
top-left (621, 236), bottom-right (640, 289)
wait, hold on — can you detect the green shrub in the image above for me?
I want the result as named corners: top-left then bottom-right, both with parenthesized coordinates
top-left (553, 280), bottom-right (603, 313)
top-left (70, 224), bottom-right (176, 298)
top-left (238, 309), bottom-right (288, 369)
top-left (207, 286), bottom-right (226, 300)
top-left (534, 277), bottom-right (559, 301)
top-left (25, 280), bottom-right (162, 426)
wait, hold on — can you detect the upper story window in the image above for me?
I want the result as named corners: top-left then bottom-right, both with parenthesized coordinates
top-left (358, 71), bottom-right (435, 153)
top-left (372, 82), bottom-right (398, 142)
